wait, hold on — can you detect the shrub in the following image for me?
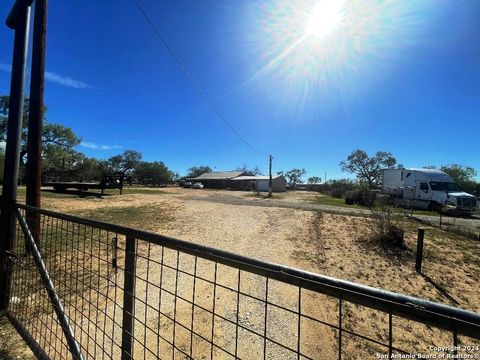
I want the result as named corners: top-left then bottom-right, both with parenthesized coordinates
top-left (367, 199), bottom-right (406, 248)
top-left (317, 179), bottom-right (357, 198)
top-left (345, 186), bottom-right (377, 207)
top-left (344, 196), bottom-right (355, 205)
top-left (330, 188), bottom-right (344, 198)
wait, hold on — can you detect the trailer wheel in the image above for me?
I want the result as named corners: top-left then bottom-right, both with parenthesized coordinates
top-left (428, 201), bottom-right (442, 213)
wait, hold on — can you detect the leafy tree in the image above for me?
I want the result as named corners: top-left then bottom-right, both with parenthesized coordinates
top-left (0, 96), bottom-right (42, 140)
top-left (74, 156), bottom-right (103, 181)
top-left (235, 164), bottom-right (263, 176)
top-left (104, 150), bottom-right (142, 175)
top-left (187, 165), bottom-right (212, 178)
top-left (440, 164), bottom-right (477, 194)
top-left (319, 178), bottom-right (357, 198)
top-left (283, 168), bottom-right (306, 188)
top-left (307, 176), bottom-right (321, 184)
top-left (340, 149), bottom-right (399, 188)
top-left (134, 161), bottom-right (172, 186)
top-left (1, 95), bottom-right (80, 164)
top-left (42, 146), bottom-right (102, 181)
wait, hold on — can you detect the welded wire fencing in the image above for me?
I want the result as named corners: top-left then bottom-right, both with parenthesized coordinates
top-left (4, 203), bottom-right (480, 360)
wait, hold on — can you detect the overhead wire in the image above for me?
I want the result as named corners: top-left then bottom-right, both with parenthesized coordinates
top-left (131, 0), bottom-right (268, 157)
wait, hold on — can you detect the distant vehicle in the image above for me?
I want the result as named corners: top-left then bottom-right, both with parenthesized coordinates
top-left (382, 168), bottom-right (477, 215)
top-left (193, 182), bottom-right (204, 189)
top-left (183, 181), bottom-right (192, 188)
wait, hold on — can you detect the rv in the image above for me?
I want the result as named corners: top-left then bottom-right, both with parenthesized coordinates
top-left (382, 168), bottom-right (477, 215)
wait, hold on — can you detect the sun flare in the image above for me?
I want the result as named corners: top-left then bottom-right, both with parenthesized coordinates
top-left (239, 0), bottom-right (433, 118)
top-left (305, 0), bottom-right (344, 38)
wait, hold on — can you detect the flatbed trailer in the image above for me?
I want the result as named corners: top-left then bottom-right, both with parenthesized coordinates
top-left (43, 173), bottom-right (127, 195)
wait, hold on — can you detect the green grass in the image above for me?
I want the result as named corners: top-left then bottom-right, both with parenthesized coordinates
top-left (72, 204), bottom-right (173, 230)
top-left (308, 194), bottom-right (440, 216)
top-left (9, 186), bottom-right (166, 199)
top-left (308, 195), bottom-right (364, 208)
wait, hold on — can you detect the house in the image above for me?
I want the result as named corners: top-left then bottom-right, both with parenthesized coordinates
top-left (188, 171), bottom-right (245, 189)
top-left (231, 175), bottom-right (287, 192)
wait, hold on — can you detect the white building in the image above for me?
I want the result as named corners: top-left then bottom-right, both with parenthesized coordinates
top-left (231, 175), bottom-right (287, 192)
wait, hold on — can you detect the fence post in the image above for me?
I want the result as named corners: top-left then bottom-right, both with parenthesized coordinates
top-left (121, 236), bottom-right (136, 360)
top-left (415, 228), bottom-right (425, 273)
top-left (0, 1), bottom-right (31, 311)
top-left (26, 0), bottom-right (48, 249)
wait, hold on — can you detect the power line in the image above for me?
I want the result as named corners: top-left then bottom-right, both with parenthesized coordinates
top-left (131, 0), bottom-right (267, 157)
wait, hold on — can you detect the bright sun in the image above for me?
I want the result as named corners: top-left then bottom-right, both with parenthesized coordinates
top-left (306, 0), bottom-right (344, 38)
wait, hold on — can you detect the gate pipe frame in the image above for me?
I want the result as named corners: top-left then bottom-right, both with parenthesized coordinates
top-left (0, 0), bottom-right (32, 311)
top-left (16, 208), bottom-right (84, 360)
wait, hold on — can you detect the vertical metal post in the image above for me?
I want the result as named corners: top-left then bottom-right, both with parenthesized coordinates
top-left (388, 310), bottom-right (393, 358)
top-left (26, 0), bottom-right (48, 247)
top-left (268, 154), bottom-right (272, 198)
top-left (338, 297), bottom-right (342, 360)
top-left (121, 236), bottom-right (136, 360)
top-left (415, 228), bottom-right (425, 273)
top-left (0, 1), bottom-right (31, 311)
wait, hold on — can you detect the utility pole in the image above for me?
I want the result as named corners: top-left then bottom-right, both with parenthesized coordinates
top-left (26, 0), bottom-right (48, 247)
top-left (324, 171), bottom-right (327, 183)
top-left (268, 154), bottom-right (273, 198)
top-left (0, 1), bottom-right (31, 310)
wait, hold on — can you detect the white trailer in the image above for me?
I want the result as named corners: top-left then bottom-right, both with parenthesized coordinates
top-left (382, 168), bottom-right (477, 214)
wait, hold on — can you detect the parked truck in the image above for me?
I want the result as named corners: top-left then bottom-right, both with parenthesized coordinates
top-left (382, 168), bottom-right (478, 215)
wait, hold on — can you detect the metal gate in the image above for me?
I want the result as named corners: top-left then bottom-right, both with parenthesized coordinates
top-left (3, 203), bottom-right (480, 359)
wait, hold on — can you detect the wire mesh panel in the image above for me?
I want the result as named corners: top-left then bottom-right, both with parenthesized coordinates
top-left (5, 204), bottom-right (480, 360)
top-left (8, 208), bottom-right (126, 359)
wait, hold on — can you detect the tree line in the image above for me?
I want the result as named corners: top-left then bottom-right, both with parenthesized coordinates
top-left (0, 96), bottom-right (179, 186)
top-left (1, 96), bottom-right (478, 194)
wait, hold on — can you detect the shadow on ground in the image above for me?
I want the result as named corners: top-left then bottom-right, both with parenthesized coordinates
top-left (420, 272), bottom-right (460, 306)
top-left (41, 189), bottom-right (112, 199)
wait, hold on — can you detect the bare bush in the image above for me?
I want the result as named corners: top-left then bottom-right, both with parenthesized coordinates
top-left (366, 198), bottom-right (406, 248)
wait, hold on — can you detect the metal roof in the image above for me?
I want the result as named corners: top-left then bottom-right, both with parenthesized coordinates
top-left (232, 175), bottom-right (284, 181)
top-left (190, 171), bottom-right (245, 180)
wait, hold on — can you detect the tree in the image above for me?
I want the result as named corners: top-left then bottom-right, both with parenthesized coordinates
top-left (340, 150), bottom-right (399, 188)
top-left (134, 161), bottom-right (173, 186)
top-left (1, 95), bottom-right (81, 164)
top-left (42, 146), bottom-right (102, 181)
top-left (440, 164), bottom-right (477, 194)
top-left (307, 176), bottom-right (321, 184)
top-left (235, 164), bottom-right (263, 176)
top-left (284, 168), bottom-right (306, 188)
top-left (187, 165), bottom-right (212, 178)
top-left (104, 150), bottom-right (142, 175)
top-left (74, 156), bottom-right (103, 181)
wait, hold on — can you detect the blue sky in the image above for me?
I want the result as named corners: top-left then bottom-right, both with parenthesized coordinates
top-left (0, 0), bottom-right (479, 180)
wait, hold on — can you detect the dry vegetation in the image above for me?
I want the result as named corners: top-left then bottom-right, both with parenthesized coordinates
top-left (1, 187), bottom-right (479, 359)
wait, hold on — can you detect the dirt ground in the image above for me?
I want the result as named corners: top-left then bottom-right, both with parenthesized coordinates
top-left (2, 187), bottom-right (479, 359)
